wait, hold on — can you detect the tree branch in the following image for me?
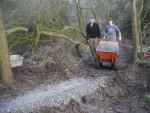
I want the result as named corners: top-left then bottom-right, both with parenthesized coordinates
top-left (6, 26), bottom-right (83, 57)
top-left (6, 27), bottom-right (28, 35)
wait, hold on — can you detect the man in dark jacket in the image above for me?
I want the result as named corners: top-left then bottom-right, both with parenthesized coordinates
top-left (86, 17), bottom-right (101, 51)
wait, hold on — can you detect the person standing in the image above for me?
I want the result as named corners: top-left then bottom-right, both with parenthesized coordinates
top-left (86, 17), bottom-right (101, 52)
top-left (104, 19), bottom-right (122, 42)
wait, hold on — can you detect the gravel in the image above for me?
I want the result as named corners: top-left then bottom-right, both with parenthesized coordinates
top-left (0, 76), bottom-right (112, 113)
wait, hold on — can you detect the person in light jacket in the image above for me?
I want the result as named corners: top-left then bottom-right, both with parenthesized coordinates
top-left (104, 19), bottom-right (122, 42)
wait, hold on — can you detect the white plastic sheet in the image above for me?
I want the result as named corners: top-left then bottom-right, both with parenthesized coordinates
top-left (96, 41), bottom-right (119, 53)
top-left (10, 55), bottom-right (24, 68)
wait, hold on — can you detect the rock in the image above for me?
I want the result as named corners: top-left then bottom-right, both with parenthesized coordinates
top-left (114, 106), bottom-right (130, 113)
top-left (104, 87), bottom-right (119, 97)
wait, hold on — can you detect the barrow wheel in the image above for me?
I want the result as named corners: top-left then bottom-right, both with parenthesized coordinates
top-left (111, 63), bottom-right (117, 71)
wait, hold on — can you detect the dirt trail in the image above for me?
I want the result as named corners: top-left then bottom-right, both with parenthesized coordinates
top-left (0, 45), bottom-right (149, 113)
top-left (0, 76), bottom-right (112, 113)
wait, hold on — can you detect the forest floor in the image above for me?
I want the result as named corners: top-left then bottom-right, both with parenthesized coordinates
top-left (0, 41), bottom-right (150, 113)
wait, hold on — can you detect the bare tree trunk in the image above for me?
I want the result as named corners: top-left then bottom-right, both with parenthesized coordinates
top-left (138, 0), bottom-right (144, 60)
top-left (131, 0), bottom-right (139, 63)
top-left (0, 13), bottom-right (13, 84)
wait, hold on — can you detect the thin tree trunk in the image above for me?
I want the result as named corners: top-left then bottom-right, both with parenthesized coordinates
top-left (138, 0), bottom-right (144, 60)
top-left (131, 0), bottom-right (139, 63)
top-left (138, 17), bottom-right (143, 60)
top-left (0, 13), bottom-right (13, 84)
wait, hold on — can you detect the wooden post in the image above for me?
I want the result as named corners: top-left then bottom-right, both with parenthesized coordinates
top-left (131, 0), bottom-right (139, 63)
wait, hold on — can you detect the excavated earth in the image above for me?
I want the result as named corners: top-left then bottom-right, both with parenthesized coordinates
top-left (0, 42), bottom-right (150, 113)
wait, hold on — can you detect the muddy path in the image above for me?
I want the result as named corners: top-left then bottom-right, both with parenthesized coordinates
top-left (1, 64), bottom-right (149, 113)
top-left (0, 45), bottom-right (149, 113)
top-left (35, 64), bottom-right (150, 113)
